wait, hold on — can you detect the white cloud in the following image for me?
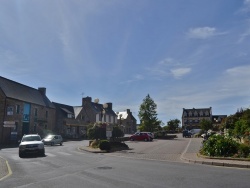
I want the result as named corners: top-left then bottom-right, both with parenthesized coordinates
top-left (170, 68), bottom-right (191, 79)
top-left (187, 27), bottom-right (217, 39)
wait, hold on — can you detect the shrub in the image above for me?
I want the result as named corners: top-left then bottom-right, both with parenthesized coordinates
top-left (237, 144), bottom-right (250, 158)
top-left (90, 140), bottom-right (100, 148)
top-left (110, 142), bottom-right (129, 150)
top-left (99, 140), bottom-right (111, 151)
top-left (200, 135), bottom-right (239, 157)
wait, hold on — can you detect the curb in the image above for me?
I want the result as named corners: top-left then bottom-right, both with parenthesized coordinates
top-left (0, 156), bottom-right (12, 181)
top-left (180, 155), bottom-right (250, 169)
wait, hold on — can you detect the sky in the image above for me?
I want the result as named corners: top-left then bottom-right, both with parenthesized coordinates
top-left (0, 0), bottom-right (250, 125)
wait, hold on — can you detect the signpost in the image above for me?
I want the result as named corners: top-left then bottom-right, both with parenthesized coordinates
top-left (3, 121), bottom-right (16, 128)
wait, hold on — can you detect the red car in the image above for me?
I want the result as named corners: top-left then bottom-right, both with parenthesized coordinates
top-left (130, 132), bottom-right (152, 141)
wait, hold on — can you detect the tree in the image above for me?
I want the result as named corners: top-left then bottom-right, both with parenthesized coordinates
top-left (138, 94), bottom-right (160, 132)
top-left (200, 119), bottom-right (213, 132)
top-left (167, 119), bottom-right (181, 132)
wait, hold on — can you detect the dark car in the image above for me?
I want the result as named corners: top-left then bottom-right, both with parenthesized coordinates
top-left (130, 132), bottom-right (152, 141)
top-left (182, 130), bottom-right (192, 138)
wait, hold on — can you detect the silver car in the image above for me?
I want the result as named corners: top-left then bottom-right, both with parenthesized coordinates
top-left (19, 134), bottom-right (45, 158)
top-left (42, 135), bottom-right (63, 146)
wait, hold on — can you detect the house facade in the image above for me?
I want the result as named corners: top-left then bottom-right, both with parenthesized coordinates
top-left (52, 102), bottom-right (89, 139)
top-left (0, 76), bottom-right (55, 144)
top-left (116, 109), bottom-right (137, 134)
top-left (81, 96), bottom-right (118, 126)
top-left (182, 107), bottom-right (212, 130)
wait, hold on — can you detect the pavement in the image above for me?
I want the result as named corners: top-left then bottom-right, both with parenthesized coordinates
top-left (1, 138), bottom-right (250, 181)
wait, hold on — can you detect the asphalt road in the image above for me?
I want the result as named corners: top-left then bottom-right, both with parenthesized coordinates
top-left (0, 137), bottom-right (249, 188)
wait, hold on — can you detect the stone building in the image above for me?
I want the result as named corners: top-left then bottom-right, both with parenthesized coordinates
top-left (81, 97), bottom-right (118, 126)
top-left (182, 107), bottom-right (212, 130)
top-left (52, 102), bottom-right (89, 139)
top-left (116, 109), bottom-right (137, 134)
top-left (0, 76), bottom-right (55, 144)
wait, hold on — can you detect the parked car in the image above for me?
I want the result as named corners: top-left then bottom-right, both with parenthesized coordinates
top-left (130, 132), bottom-right (152, 141)
top-left (19, 134), bottom-right (45, 158)
top-left (141, 132), bottom-right (154, 140)
top-left (42, 135), bottom-right (63, 146)
top-left (182, 130), bottom-right (192, 138)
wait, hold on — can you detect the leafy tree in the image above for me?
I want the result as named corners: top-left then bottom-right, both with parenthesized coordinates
top-left (167, 119), bottom-right (181, 132)
top-left (112, 126), bottom-right (124, 138)
top-left (200, 119), bottom-right (213, 132)
top-left (138, 94), bottom-right (160, 132)
top-left (233, 119), bottom-right (249, 141)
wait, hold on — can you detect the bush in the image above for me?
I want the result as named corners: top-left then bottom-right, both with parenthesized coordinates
top-left (200, 135), bottom-right (239, 157)
top-left (99, 140), bottom-right (111, 151)
top-left (110, 142), bottom-right (129, 150)
top-left (237, 144), bottom-right (250, 158)
top-left (90, 140), bottom-right (100, 148)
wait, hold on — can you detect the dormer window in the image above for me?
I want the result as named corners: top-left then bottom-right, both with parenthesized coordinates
top-left (205, 111), bottom-right (209, 116)
top-left (183, 112), bottom-right (187, 117)
top-left (68, 114), bottom-right (73, 118)
top-left (194, 111), bottom-right (198, 116)
top-left (188, 111), bottom-right (192, 116)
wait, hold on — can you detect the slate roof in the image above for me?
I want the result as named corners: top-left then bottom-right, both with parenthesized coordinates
top-left (0, 76), bottom-right (54, 108)
top-left (90, 102), bottom-right (117, 116)
top-left (53, 102), bottom-right (84, 119)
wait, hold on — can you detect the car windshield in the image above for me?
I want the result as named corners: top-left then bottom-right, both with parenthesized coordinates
top-left (22, 135), bottom-right (41, 142)
top-left (45, 135), bottom-right (54, 139)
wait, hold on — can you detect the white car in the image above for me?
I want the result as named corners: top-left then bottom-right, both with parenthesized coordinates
top-left (42, 135), bottom-right (63, 146)
top-left (19, 134), bottom-right (45, 158)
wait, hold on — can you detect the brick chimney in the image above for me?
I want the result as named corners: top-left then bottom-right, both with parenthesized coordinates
top-left (107, 102), bottom-right (112, 110)
top-left (38, 87), bottom-right (46, 96)
top-left (82, 96), bottom-right (92, 106)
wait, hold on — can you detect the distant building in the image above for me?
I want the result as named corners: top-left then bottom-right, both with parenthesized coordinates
top-left (212, 115), bottom-right (227, 129)
top-left (116, 109), bottom-right (137, 134)
top-left (52, 102), bottom-right (89, 139)
top-left (0, 76), bottom-right (55, 144)
top-left (81, 96), bottom-right (118, 125)
top-left (182, 107), bottom-right (212, 130)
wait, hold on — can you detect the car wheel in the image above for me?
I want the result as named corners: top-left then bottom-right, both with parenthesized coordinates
top-left (144, 138), bottom-right (148, 142)
top-left (130, 138), bottom-right (134, 141)
top-left (40, 149), bottom-right (45, 157)
top-left (19, 152), bottom-right (24, 158)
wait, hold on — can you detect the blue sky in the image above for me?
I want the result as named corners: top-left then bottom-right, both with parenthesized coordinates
top-left (1, 0), bottom-right (250, 125)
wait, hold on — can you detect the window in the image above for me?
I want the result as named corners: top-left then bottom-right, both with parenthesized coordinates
top-left (34, 108), bottom-right (38, 117)
top-left (7, 106), bottom-right (14, 115)
top-left (16, 105), bottom-right (20, 114)
top-left (68, 114), bottom-right (73, 118)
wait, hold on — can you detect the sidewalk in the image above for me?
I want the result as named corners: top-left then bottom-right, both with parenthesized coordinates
top-left (180, 138), bottom-right (250, 169)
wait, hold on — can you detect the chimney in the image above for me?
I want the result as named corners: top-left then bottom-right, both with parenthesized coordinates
top-left (38, 87), bottom-right (46, 96)
top-left (82, 96), bottom-right (92, 106)
top-left (107, 102), bottom-right (112, 110)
